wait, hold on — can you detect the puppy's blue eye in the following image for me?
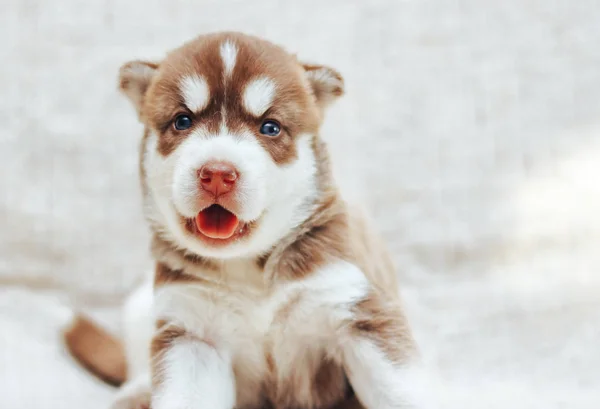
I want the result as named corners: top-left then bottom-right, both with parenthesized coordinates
top-left (174, 114), bottom-right (192, 130)
top-left (259, 120), bottom-right (281, 137)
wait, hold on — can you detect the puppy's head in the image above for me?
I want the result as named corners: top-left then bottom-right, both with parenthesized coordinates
top-left (119, 32), bottom-right (344, 259)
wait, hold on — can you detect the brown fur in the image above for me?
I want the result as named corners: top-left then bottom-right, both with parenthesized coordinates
top-left (150, 235), bottom-right (219, 285)
top-left (150, 322), bottom-right (188, 389)
top-left (353, 292), bottom-right (416, 363)
top-left (346, 206), bottom-right (400, 297)
top-left (129, 32), bottom-right (324, 164)
top-left (263, 195), bottom-right (350, 281)
top-left (154, 261), bottom-right (205, 286)
top-left (264, 354), bottom-right (349, 409)
top-left (260, 133), bottom-right (350, 281)
top-left (64, 315), bottom-right (126, 387)
top-left (346, 207), bottom-right (417, 363)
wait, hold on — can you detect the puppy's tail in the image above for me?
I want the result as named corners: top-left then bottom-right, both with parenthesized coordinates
top-left (63, 314), bottom-right (126, 387)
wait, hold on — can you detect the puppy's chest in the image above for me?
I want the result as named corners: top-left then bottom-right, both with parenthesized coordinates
top-left (217, 288), bottom-right (348, 409)
top-left (156, 270), bottom-right (349, 408)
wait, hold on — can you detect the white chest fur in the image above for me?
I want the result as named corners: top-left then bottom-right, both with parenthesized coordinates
top-left (151, 259), bottom-right (370, 408)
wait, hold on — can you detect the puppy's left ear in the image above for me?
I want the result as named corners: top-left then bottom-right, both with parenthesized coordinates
top-left (302, 64), bottom-right (345, 112)
top-left (118, 60), bottom-right (160, 119)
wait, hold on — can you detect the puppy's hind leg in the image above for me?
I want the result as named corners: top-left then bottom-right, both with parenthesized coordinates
top-left (111, 279), bottom-right (155, 409)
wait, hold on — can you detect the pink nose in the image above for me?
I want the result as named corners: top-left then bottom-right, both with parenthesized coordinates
top-left (197, 161), bottom-right (239, 196)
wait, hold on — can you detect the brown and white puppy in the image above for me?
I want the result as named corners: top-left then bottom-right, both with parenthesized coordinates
top-left (65, 32), bottom-right (425, 409)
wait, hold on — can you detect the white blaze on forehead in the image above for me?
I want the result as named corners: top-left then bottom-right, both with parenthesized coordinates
top-left (220, 40), bottom-right (238, 77)
top-left (180, 75), bottom-right (210, 112)
top-left (243, 77), bottom-right (277, 117)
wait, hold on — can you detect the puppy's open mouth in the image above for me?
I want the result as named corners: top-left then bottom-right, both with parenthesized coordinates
top-left (185, 204), bottom-right (249, 244)
top-left (196, 204), bottom-right (239, 239)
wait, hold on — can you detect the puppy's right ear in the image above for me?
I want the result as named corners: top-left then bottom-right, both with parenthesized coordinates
top-left (118, 60), bottom-right (159, 118)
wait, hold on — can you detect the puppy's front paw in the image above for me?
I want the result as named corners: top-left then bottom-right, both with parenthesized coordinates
top-left (110, 390), bottom-right (151, 409)
top-left (110, 375), bottom-right (151, 409)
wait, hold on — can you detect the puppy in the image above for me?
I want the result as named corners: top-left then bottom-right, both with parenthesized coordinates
top-left (65, 32), bottom-right (423, 409)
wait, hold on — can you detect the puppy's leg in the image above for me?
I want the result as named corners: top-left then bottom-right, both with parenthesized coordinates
top-left (110, 374), bottom-right (151, 409)
top-left (296, 260), bottom-right (427, 408)
top-left (342, 292), bottom-right (429, 409)
top-left (342, 339), bottom-right (428, 409)
top-left (111, 279), bottom-right (154, 409)
top-left (151, 327), bottom-right (236, 409)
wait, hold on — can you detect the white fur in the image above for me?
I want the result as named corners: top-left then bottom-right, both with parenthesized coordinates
top-left (119, 262), bottom-right (432, 409)
top-left (111, 374), bottom-right (151, 409)
top-left (305, 67), bottom-right (342, 89)
top-left (280, 260), bottom-right (370, 326)
top-left (148, 260), bottom-right (372, 408)
top-left (122, 61), bottom-right (156, 78)
top-left (122, 278), bottom-right (154, 378)
top-left (152, 276), bottom-right (270, 408)
top-left (152, 339), bottom-right (235, 409)
top-left (110, 279), bottom-right (154, 409)
top-left (152, 260), bottom-right (369, 341)
top-left (242, 77), bottom-right (276, 117)
top-left (288, 260), bottom-right (368, 298)
top-left (180, 75), bottom-right (210, 113)
top-left (143, 128), bottom-right (318, 259)
top-left (170, 129), bottom-right (268, 221)
top-left (343, 339), bottom-right (432, 409)
top-left (220, 40), bottom-right (237, 77)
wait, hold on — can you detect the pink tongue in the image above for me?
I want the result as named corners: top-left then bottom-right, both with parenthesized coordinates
top-left (195, 205), bottom-right (240, 239)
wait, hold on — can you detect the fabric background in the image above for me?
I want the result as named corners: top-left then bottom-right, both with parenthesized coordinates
top-left (1, 1), bottom-right (599, 408)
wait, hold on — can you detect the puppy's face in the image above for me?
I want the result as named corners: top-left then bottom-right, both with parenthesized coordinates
top-left (119, 33), bottom-right (343, 259)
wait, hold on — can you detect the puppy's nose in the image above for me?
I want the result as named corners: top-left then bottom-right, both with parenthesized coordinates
top-left (197, 161), bottom-right (239, 196)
